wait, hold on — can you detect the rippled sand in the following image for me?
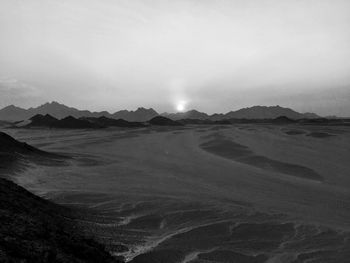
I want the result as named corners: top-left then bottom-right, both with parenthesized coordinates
top-left (4, 124), bottom-right (350, 262)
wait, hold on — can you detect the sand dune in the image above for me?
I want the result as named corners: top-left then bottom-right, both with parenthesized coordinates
top-left (200, 135), bottom-right (323, 181)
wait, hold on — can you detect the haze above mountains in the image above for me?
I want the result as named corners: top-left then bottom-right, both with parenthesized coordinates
top-left (0, 101), bottom-right (322, 122)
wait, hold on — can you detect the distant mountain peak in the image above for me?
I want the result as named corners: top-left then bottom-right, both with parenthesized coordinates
top-left (4, 104), bottom-right (15, 108)
top-left (161, 109), bottom-right (209, 120)
top-left (38, 101), bottom-right (69, 108)
top-left (112, 107), bottom-right (158, 121)
top-left (3, 104), bottom-right (24, 110)
top-left (187, 109), bottom-right (201, 113)
top-left (136, 107), bottom-right (157, 113)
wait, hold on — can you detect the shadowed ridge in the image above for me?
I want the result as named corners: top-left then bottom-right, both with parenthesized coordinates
top-left (162, 109), bottom-right (209, 120)
top-left (30, 113), bottom-right (58, 121)
top-left (271, 116), bottom-right (296, 124)
top-left (82, 116), bottom-right (145, 128)
top-left (303, 112), bottom-right (320, 119)
top-left (0, 131), bottom-right (46, 154)
top-left (223, 105), bottom-right (306, 120)
top-left (148, 116), bottom-right (183, 126)
top-left (21, 115), bottom-right (145, 129)
top-left (54, 116), bottom-right (103, 129)
top-left (28, 114), bottom-right (59, 127)
top-left (112, 107), bottom-right (158, 122)
top-left (0, 131), bottom-right (67, 174)
top-left (24, 114), bottom-right (103, 129)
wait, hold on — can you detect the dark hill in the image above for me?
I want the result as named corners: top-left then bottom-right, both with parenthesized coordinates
top-left (178, 119), bottom-right (232, 125)
top-left (29, 114), bottom-right (59, 127)
top-left (224, 105), bottom-right (305, 120)
top-left (162, 110), bottom-right (209, 120)
top-left (83, 116), bottom-right (145, 128)
top-left (271, 116), bottom-right (296, 124)
top-left (148, 116), bottom-right (182, 126)
top-left (55, 116), bottom-right (103, 129)
top-left (26, 115), bottom-right (103, 129)
top-left (24, 115), bottom-right (144, 129)
top-left (298, 118), bottom-right (350, 126)
top-left (113, 107), bottom-right (158, 122)
top-left (0, 178), bottom-right (119, 263)
top-left (179, 119), bottom-right (214, 125)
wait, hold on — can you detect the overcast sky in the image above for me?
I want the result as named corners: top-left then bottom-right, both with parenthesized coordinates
top-left (0, 0), bottom-right (349, 116)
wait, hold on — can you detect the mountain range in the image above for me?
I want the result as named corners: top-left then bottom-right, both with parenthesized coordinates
top-left (0, 101), bottom-right (321, 122)
top-left (0, 102), bottom-right (158, 122)
top-left (162, 106), bottom-right (320, 120)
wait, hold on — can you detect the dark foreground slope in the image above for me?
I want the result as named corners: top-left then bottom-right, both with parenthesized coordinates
top-left (0, 132), bottom-right (120, 263)
top-left (0, 178), bottom-right (119, 263)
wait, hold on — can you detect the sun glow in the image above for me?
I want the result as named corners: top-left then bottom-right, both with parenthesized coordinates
top-left (176, 101), bottom-right (186, 112)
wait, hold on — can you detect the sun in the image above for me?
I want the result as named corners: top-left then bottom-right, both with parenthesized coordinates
top-left (176, 101), bottom-right (186, 112)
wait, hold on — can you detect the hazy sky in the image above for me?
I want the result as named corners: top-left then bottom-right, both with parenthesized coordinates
top-left (0, 0), bottom-right (349, 116)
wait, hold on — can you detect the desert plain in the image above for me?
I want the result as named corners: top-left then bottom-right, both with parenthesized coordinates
top-left (2, 123), bottom-right (350, 262)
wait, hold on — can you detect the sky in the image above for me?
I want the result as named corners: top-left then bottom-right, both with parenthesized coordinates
top-left (0, 0), bottom-right (349, 116)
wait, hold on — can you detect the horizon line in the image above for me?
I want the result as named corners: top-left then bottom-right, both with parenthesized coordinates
top-left (0, 100), bottom-right (331, 117)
